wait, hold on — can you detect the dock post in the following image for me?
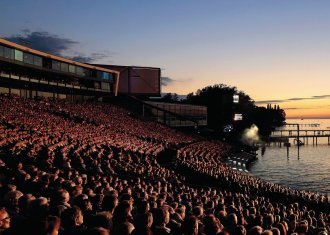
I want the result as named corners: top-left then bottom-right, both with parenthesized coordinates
top-left (297, 125), bottom-right (300, 147)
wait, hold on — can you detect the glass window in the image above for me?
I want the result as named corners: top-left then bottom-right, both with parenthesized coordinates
top-left (97, 71), bottom-right (111, 80)
top-left (84, 68), bottom-right (90, 77)
top-left (108, 73), bottom-right (114, 83)
top-left (11, 88), bottom-right (20, 96)
top-left (94, 82), bottom-right (100, 89)
top-left (97, 71), bottom-right (103, 79)
top-left (103, 72), bottom-right (110, 80)
top-left (52, 60), bottom-right (60, 71)
top-left (39, 91), bottom-right (53, 98)
top-left (4, 47), bottom-right (14, 59)
top-left (43, 58), bottom-right (52, 69)
top-left (60, 63), bottom-right (68, 72)
top-left (101, 82), bottom-right (110, 91)
top-left (76, 66), bottom-right (84, 76)
top-left (58, 94), bottom-right (66, 99)
top-left (69, 64), bottom-right (76, 73)
top-left (89, 69), bottom-right (96, 78)
top-left (15, 49), bottom-right (23, 61)
top-left (33, 55), bottom-right (42, 67)
top-left (0, 45), bottom-right (4, 57)
top-left (0, 87), bottom-right (9, 94)
top-left (23, 53), bottom-right (34, 64)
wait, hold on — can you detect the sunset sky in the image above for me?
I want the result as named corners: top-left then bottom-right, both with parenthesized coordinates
top-left (1, 0), bottom-right (330, 118)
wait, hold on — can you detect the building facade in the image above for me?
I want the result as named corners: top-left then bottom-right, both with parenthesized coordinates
top-left (0, 38), bottom-right (120, 101)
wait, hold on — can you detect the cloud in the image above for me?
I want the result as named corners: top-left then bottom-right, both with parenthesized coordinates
top-left (284, 107), bottom-right (299, 110)
top-left (71, 52), bottom-right (112, 63)
top-left (287, 97), bottom-right (306, 101)
top-left (285, 105), bottom-right (330, 110)
top-left (5, 30), bottom-right (112, 63)
top-left (160, 76), bottom-right (175, 86)
top-left (255, 94), bottom-right (330, 104)
top-left (160, 76), bottom-right (194, 86)
top-left (312, 95), bottom-right (330, 99)
top-left (255, 99), bottom-right (287, 104)
top-left (6, 31), bottom-right (77, 56)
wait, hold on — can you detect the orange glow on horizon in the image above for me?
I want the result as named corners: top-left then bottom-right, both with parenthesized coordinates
top-left (269, 99), bottom-right (330, 119)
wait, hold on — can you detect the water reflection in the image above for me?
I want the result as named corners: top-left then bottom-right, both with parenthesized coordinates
top-left (249, 145), bottom-right (330, 195)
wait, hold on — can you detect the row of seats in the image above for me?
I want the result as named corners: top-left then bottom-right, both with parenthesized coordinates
top-left (0, 95), bottom-right (328, 235)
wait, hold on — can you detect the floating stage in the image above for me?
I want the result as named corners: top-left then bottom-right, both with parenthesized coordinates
top-left (227, 151), bottom-right (258, 172)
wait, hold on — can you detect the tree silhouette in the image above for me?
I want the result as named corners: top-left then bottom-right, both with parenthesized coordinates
top-left (185, 84), bottom-right (285, 138)
top-left (161, 93), bottom-right (179, 102)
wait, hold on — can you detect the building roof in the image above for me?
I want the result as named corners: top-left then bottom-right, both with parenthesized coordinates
top-left (93, 64), bottom-right (160, 71)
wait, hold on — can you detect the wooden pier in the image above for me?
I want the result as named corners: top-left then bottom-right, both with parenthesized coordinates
top-left (270, 129), bottom-right (330, 146)
top-left (284, 123), bottom-right (320, 127)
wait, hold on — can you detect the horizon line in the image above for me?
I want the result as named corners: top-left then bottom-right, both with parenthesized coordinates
top-left (286, 117), bottom-right (330, 119)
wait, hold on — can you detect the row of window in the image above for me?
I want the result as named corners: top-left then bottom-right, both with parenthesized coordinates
top-left (0, 88), bottom-right (102, 101)
top-left (0, 71), bottom-right (111, 92)
top-left (0, 45), bottom-right (43, 67)
top-left (0, 45), bottom-right (114, 82)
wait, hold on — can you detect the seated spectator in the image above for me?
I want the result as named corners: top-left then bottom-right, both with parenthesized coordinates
top-left (88, 227), bottom-right (110, 235)
top-left (248, 226), bottom-right (263, 235)
top-left (182, 216), bottom-right (198, 235)
top-left (132, 212), bottom-right (153, 235)
top-left (113, 221), bottom-right (134, 235)
top-left (112, 200), bottom-right (133, 229)
top-left (60, 206), bottom-right (86, 235)
top-left (203, 214), bottom-right (223, 235)
top-left (0, 208), bottom-right (11, 233)
top-left (152, 207), bottom-right (171, 235)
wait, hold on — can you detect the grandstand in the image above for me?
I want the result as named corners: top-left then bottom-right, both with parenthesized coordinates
top-left (0, 94), bottom-right (328, 235)
top-left (0, 38), bottom-right (329, 235)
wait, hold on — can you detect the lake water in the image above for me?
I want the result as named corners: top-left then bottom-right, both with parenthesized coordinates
top-left (249, 119), bottom-right (330, 195)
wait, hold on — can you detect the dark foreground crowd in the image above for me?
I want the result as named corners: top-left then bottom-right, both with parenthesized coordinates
top-left (0, 95), bottom-right (329, 235)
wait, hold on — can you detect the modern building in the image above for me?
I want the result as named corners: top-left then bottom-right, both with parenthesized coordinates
top-left (94, 64), bottom-right (161, 96)
top-left (0, 38), bottom-right (120, 101)
top-left (145, 101), bottom-right (207, 126)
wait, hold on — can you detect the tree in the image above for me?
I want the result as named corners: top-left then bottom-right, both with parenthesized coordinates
top-left (161, 93), bottom-right (179, 102)
top-left (185, 84), bottom-right (286, 138)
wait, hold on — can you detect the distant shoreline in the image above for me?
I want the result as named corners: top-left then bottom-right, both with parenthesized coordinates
top-left (286, 117), bottom-right (330, 119)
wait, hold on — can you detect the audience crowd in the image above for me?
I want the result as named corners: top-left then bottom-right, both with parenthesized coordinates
top-left (176, 143), bottom-right (329, 213)
top-left (0, 95), bottom-right (329, 235)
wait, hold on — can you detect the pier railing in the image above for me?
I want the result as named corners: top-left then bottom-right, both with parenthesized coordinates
top-left (270, 126), bottom-right (330, 145)
top-left (272, 129), bottom-right (330, 137)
